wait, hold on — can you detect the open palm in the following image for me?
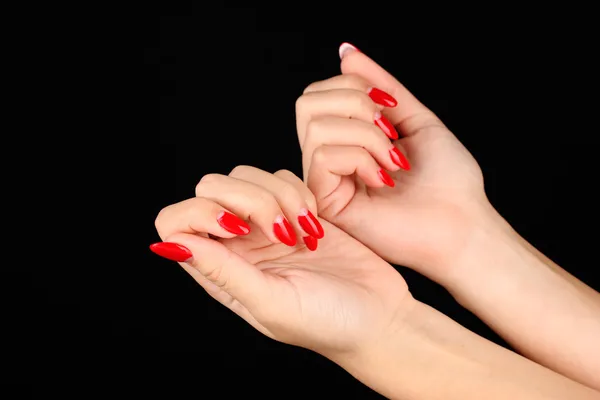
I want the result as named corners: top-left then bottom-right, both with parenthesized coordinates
top-left (153, 167), bottom-right (409, 357)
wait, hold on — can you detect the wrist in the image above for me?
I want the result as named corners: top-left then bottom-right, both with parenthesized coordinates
top-left (326, 295), bottom-right (599, 400)
top-left (443, 200), bottom-right (527, 292)
top-left (326, 296), bottom-right (431, 399)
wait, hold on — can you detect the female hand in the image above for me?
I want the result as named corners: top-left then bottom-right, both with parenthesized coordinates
top-left (294, 44), bottom-right (600, 390)
top-left (151, 166), bottom-right (600, 399)
top-left (295, 44), bottom-right (488, 282)
top-left (151, 166), bottom-right (410, 358)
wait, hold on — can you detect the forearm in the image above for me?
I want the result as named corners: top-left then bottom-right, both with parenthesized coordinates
top-left (330, 298), bottom-right (598, 400)
top-left (445, 204), bottom-right (600, 389)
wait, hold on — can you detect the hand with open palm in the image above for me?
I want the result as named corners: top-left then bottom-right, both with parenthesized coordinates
top-left (151, 166), bottom-right (411, 358)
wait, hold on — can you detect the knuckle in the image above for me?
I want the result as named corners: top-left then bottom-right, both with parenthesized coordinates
top-left (295, 94), bottom-right (309, 113)
top-left (196, 173), bottom-right (222, 194)
top-left (302, 81), bottom-right (320, 94)
top-left (340, 73), bottom-right (368, 90)
top-left (229, 165), bottom-right (254, 178)
top-left (154, 205), bottom-right (171, 232)
top-left (311, 146), bottom-right (329, 166)
top-left (273, 169), bottom-right (296, 181)
top-left (203, 253), bottom-right (233, 290)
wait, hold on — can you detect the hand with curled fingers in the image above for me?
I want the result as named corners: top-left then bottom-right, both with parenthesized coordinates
top-left (296, 44), bottom-right (487, 283)
top-left (151, 166), bottom-right (410, 358)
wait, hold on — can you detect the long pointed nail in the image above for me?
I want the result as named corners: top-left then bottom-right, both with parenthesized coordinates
top-left (390, 147), bottom-right (411, 170)
top-left (274, 215), bottom-right (297, 246)
top-left (368, 87), bottom-right (398, 107)
top-left (303, 236), bottom-right (318, 251)
top-left (298, 208), bottom-right (325, 239)
top-left (217, 211), bottom-right (251, 235)
top-left (150, 242), bottom-right (193, 262)
top-left (374, 112), bottom-right (399, 140)
top-left (378, 169), bottom-right (395, 187)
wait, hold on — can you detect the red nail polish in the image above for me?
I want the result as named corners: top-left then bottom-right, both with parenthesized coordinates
top-left (378, 169), bottom-right (395, 187)
top-left (390, 147), bottom-right (411, 170)
top-left (217, 211), bottom-right (251, 235)
top-left (374, 112), bottom-right (399, 140)
top-left (298, 208), bottom-right (324, 239)
top-left (368, 88), bottom-right (398, 107)
top-left (150, 242), bottom-right (192, 262)
top-left (339, 42), bottom-right (360, 59)
top-left (274, 215), bottom-right (297, 246)
top-left (303, 236), bottom-right (318, 251)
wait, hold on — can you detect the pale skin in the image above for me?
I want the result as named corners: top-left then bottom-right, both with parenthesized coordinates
top-left (294, 45), bottom-right (600, 391)
top-left (151, 45), bottom-right (600, 398)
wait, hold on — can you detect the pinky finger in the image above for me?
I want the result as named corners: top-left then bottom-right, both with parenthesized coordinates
top-left (307, 145), bottom-right (394, 201)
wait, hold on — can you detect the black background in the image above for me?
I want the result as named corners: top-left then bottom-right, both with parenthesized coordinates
top-left (24, 7), bottom-right (600, 398)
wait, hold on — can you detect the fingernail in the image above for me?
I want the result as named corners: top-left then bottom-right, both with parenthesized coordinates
top-left (390, 147), bottom-right (411, 170)
top-left (303, 236), bottom-right (318, 251)
top-left (339, 42), bottom-right (360, 59)
top-left (368, 87), bottom-right (398, 107)
top-left (217, 211), bottom-right (251, 235)
top-left (298, 208), bottom-right (324, 239)
top-left (374, 112), bottom-right (399, 140)
top-left (150, 242), bottom-right (193, 262)
top-left (274, 215), bottom-right (297, 246)
top-left (378, 169), bottom-right (395, 187)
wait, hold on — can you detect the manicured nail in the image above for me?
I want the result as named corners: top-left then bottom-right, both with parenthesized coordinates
top-left (274, 215), bottom-right (297, 246)
top-left (378, 169), bottom-right (395, 187)
top-left (339, 42), bottom-right (360, 59)
top-left (150, 242), bottom-right (193, 262)
top-left (374, 112), bottom-right (399, 140)
top-left (217, 211), bottom-right (251, 235)
top-left (368, 87), bottom-right (397, 107)
top-left (298, 208), bottom-right (324, 239)
top-left (302, 236), bottom-right (318, 251)
top-left (390, 147), bottom-right (411, 170)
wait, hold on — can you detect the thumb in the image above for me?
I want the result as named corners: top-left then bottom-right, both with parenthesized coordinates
top-left (339, 43), bottom-right (444, 136)
top-left (151, 233), bottom-right (269, 311)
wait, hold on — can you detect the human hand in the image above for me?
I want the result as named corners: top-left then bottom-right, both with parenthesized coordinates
top-left (151, 166), bottom-right (410, 358)
top-left (295, 43), bottom-right (488, 282)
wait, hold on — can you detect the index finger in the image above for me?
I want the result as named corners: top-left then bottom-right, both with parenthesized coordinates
top-left (340, 47), bottom-right (446, 137)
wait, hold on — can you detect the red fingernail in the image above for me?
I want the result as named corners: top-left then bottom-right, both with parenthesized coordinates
top-left (368, 87), bottom-right (397, 107)
top-left (274, 215), bottom-right (297, 246)
top-left (390, 147), bottom-right (411, 170)
top-left (378, 169), bottom-right (395, 187)
top-left (339, 42), bottom-right (360, 59)
top-left (374, 112), bottom-right (399, 140)
top-left (150, 242), bottom-right (192, 262)
top-left (298, 208), bottom-right (324, 239)
top-left (217, 211), bottom-right (250, 235)
top-left (303, 236), bottom-right (318, 251)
